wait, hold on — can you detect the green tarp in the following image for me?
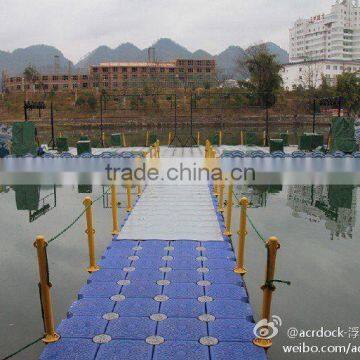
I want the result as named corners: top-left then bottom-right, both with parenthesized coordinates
top-left (330, 117), bottom-right (357, 153)
top-left (11, 122), bottom-right (37, 156)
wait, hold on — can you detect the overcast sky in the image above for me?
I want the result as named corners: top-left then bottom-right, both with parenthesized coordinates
top-left (0, 0), bottom-right (334, 62)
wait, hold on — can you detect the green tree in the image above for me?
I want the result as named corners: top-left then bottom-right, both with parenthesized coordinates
top-left (238, 44), bottom-right (283, 144)
top-left (86, 94), bottom-right (97, 111)
top-left (336, 72), bottom-right (360, 116)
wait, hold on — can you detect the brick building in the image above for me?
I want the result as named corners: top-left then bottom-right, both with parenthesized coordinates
top-left (2, 59), bottom-right (217, 93)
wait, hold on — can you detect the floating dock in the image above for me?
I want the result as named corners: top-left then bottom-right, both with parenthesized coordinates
top-left (40, 147), bottom-right (266, 360)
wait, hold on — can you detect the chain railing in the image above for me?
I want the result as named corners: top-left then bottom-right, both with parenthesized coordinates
top-left (1, 183), bottom-right (142, 360)
top-left (212, 176), bottom-right (290, 350)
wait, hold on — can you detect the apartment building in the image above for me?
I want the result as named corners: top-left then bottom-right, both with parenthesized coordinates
top-left (2, 59), bottom-right (217, 93)
top-left (282, 59), bottom-right (360, 89)
top-left (283, 0), bottom-right (360, 89)
top-left (289, 0), bottom-right (360, 62)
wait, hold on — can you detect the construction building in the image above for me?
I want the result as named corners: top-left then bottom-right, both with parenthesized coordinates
top-left (2, 59), bottom-right (217, 93)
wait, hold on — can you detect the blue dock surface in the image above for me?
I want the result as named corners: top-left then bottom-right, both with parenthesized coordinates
top-left (40, 183), bottom-right (266, 360)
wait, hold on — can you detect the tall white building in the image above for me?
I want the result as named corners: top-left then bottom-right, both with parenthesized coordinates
top-left (289, 0), bottom-right (360, 62)
top-left (283, 0), bottom-right (360, 89)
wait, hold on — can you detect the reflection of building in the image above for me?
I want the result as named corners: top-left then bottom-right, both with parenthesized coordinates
top-left (3, 59), bottom-right (217, 93)
top-left (287, 185), bottom-right (356, 240)
top-left (234, 185), bottom-right (283, 208)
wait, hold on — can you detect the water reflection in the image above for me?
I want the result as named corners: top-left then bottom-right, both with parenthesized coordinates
top-left (235, 184), bottom-right (357, 240)
top-left (287, 185), bottom-right (356, 240)
top-left (10, 185), bottom-right (57, 222)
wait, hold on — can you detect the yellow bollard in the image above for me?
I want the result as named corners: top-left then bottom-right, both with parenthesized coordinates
top-left (253, 236), bottom-right (281, 349)
top-left (218, 181), bottom-right (225, 213)
top-left (126, 184), bottom-right (133, 212)
top-left (168, 131), bottom-right (172, 146)
top-left (219, 130), bottom-right (222, 146)
top-left (83, 197), bottom-right (100, 273)
top-left (145, 131), bottom-right (149, 147)
top-left (156, 140), bottom-right (160, 158)
top-left (34, 236), bottom-right (60, 344)
top-left (111, 185), bottom-right (119, 235)
top-left (197, 131), bottom-right (200, 146)
top-left (234, 197), bottom-right (249, 275)
top-left (137, 184), bottom-right (142, 196)
top-left (122, 133), bottom-right (127, 147)
top-left (102, 132), bottom-right (105, 146)
top-left (224, 183), bottom-right (233, 236)
top-left (241, 131), bottom-right (244, 145)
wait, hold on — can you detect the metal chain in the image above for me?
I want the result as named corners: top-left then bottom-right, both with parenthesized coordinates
top-left (48, 187), bottom-right (110, 244)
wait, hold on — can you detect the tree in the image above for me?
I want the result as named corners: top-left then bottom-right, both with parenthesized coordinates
top-left (23, 66), bottom-right (39, 89)
top-left (238, 44), bottom-right (283, 144)
top-left (23, 65), bottom-right (40, 99)
top-left (336, 72), bottom-right (360, 116)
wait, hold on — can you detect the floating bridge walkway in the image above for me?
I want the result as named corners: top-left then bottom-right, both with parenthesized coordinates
top-left (40, 147), bottom-right (267, 360)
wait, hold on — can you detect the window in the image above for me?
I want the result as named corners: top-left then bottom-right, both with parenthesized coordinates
top-left (102, 68), bottom-right (108, 73)
top-left (63, 84), bottom-right (68, 88)
top-left (197, 68), bottom-right (202, 73)
top-left (333, 66), bottom-right (338, 70)
top-left (142, 67), bottom-right (147, 73)
top-left (160, 68), bottom-right (165, 73)
top-left (63, 75), bottom-right (68, 80)
top-left (122, 67), bottom-right (127, 73)
top-left (113, 67), bottom-right (118, 72)
top-left (132, 67), bottom-right (138, 73)
top-left (82, 75), bottom-right (88, 80)
top-left (93, 67), bottom-right (98, 73)
top-left (82, 83), bottom-right (88, 88)
top-left (326, 65), bottom-right (331, 70)
top-left (113, 75), bottom-right (118, 80)
top-left (188, 68), bottom-right (193, 73)
top-left (53, 76), bottom-right (58, 81)
top-left (103, 75), bottom-right (108, 80)
top-left (72, 83), bottom-right (78, 88)
top-left (72, 75), bottom-right (78, 80)
top-left (169, 68), bottom-right (175, 73)
top-left (206, 68), bottom-right (211, 73)
top-left (42, 76), bottom-right (48, 81)
top-left (188, 60), bottom-right (193, 66)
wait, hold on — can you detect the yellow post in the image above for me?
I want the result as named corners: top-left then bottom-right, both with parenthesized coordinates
top-left (253, 236), bottom-right (281, 349)
top-left (34, 236), bottom-right (60, 344)
top-left (218, 181), bottom-right (225, 213)
top-left (145, 131), bottom-right (149, 147)
top-left (156, 140), bottom-right (160, 158)
top-left (126, 184), bottom-right (133, 212)
top-left (241, 131), bottom-right (244, 145)
top-left (102, 132), bottom-right (105, 146)
top-left (122, 133), bottom-right (127, 147)
top-left (137, 184), bottom-right (142, 196)
top-left (234, 197), bottom-right (249, 275)
top-left (263, 131), bottom-right (266, 147)
top-left (224, 183), bottom-right (233, 236)
top-left (83, 197), bottom-right (100, 273)
top-left (168, 131), bottom-right (172, 146)
top-left (111, 185), bottom-right (119, 235)
top-left (219, 130), bottom-right (222, 146)
top-left (197, 131), bottom-right (200, 146)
